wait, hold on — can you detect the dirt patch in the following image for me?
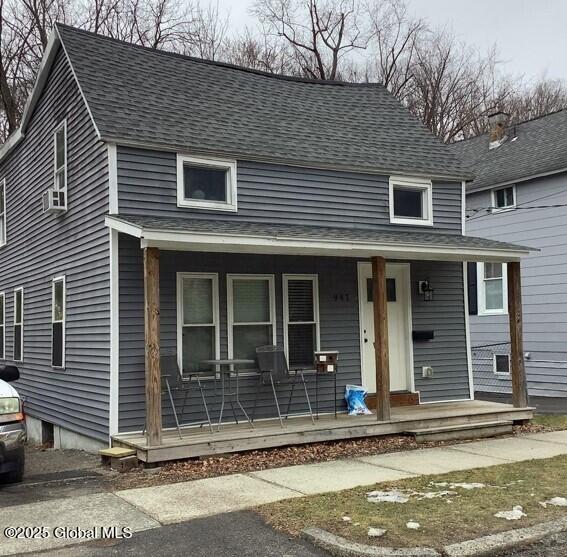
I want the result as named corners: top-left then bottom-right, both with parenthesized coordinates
top-left (109, 422), bottom-right (555, 490)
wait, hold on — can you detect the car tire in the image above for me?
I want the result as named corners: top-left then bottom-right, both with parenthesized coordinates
top-left (0, 447), bottom-right (24, 484)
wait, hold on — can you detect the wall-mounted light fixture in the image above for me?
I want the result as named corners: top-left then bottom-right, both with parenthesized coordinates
top-left (418, 280), bottom-right (434, 302)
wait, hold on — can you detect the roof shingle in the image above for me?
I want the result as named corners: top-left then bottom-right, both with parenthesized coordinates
top-left (56, 24), bottom-right (469, 180)
top-left (450, 109), bottom-right (567, 191)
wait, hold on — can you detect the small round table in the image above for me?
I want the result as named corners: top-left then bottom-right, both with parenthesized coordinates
top-left (201, 359), bottom-right (255, 431)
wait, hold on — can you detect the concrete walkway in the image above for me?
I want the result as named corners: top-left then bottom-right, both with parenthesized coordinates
top-left (2, 430), bottom-right (567, 556)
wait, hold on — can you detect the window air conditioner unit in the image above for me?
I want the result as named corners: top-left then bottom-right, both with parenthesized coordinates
top-left (42, 188), bottom-right (66, 214)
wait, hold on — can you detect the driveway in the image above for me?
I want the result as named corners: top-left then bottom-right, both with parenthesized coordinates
top-left (0, 445), bottom-right (111, 507)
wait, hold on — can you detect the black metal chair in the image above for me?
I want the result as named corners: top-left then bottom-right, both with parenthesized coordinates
top-left (160, 351), bottom-right (214, 435)
top-left (252, 345), bottom-right (314, 427)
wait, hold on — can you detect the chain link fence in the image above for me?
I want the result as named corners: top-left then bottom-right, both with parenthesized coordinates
top-left (471, 342), bottom-right (513, 403)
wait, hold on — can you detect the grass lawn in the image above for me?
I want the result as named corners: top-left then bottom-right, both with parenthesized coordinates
top-left (258, 455), bottom-right (567, 550)
top-left (532, 414), bottom-right (567, 429)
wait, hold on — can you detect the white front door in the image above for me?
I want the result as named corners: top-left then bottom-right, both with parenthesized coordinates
top-left (358, 262), bottom-right (413, 393)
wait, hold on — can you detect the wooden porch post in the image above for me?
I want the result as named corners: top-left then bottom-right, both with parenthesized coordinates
top-left (371, 256), bottom-right (390, 421)
top-left (507, 261), bottom-right (528, 408)
top-left (144, 247), bottom-right (162, 446)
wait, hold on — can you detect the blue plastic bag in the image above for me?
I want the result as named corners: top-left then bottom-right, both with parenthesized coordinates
top-left (345, 384), bottom-right (372, 416)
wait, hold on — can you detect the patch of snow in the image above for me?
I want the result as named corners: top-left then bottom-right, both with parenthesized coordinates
top-left (432, 481), bottom-right (485, 490)
top-left (367, 527), bottom-right (386, 538)
top-left (417, 490), bottom-right (457, 500)
top-left (540, 497), bottom-right (567, 508)
top-left (406, 521), bottom-right (421, 530)
top-left (341, 516), bottom-right (352, 522)
top-left (366, 490), bottom-right (410, 504)
top-left (494, 506), bottom-right (526, 521)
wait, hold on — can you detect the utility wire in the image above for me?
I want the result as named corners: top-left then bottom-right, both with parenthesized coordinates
top-left (466, 189), bottom-right (567, 223)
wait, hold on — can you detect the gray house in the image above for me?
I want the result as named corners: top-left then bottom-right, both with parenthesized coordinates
top-left (0, 25), bottom-right (533, 458)
top-left (453, 110), bottom-right (567, 405)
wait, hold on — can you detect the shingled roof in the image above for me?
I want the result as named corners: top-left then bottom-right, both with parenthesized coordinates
top-left (450, 109), bottom-right (567, 192)
top-left (49, 24), bottom-right (469, 180)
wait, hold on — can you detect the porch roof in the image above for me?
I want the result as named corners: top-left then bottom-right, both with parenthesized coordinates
top-left (106, 214), bottom-right (534, 262)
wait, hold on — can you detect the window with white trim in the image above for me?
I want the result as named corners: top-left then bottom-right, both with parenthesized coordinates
top-left (494, 353), bottom-right (511, 375)
top-left (13, 287), bottom-right (23, 362)
top-left (0, 292), bottom-right (5, 359)
top-left (477, 262), bottom-right (507, 315)
top-left (228, 275), bottom-right (276, 368)
top-left (0, 179), bottom-right (6, 246)
top-left (389, 176), bottom-right (433, 226)
top-left (52, 277), bottom-right (65, 368)
top-left (177, 154), bottom-right (237, 212)
top-left (492, 185), bottom-right (515, 211)
top-left (177, 273), bottom-right (219, 373)
top-left (53, 121), bottom-right (67, 210)
top-left (283, 275), bottom-right (320, 369)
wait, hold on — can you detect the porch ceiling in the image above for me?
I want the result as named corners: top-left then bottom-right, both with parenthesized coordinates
top-left (106, 214), bottom-right (534, 262)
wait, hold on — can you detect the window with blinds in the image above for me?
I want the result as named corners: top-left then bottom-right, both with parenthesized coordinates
top-left (228, 275), bottom-right (275, 365)
top-left (284, 275), bottom-right (320, 369)
top-left (178, 273), bottom-right (219, 373)
top-left (52, 277), bottom-right (65, 368)
top-left (13, 287), bottom-right (23, 362)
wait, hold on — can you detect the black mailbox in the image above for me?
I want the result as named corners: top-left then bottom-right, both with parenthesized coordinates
top-left (412, 330), bottom-right (434, 342)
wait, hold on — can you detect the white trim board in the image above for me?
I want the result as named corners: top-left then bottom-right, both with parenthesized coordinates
top-left (109, 229), bottom-right (120, 438)
top-left (105, 217), bottom-right (530, 263)
top-left (463, 261), bottom-right (475, 400)
top-left (108, 143), bottom-right (118, 214)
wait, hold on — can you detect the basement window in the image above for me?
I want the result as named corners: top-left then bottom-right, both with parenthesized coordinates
top-left (494, 353), bottom-right (511, 376)
top-left (389, 176), bottom-right (433, 226)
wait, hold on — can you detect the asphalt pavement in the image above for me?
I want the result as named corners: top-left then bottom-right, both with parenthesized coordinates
top-left (24, 511), bottom-right (328, 557)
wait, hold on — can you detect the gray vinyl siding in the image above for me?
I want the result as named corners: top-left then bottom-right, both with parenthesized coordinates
top-left (116, 147), bottom-right (463, 234)
top-left (411, 261), bottom-right (470, 402)
top-left (0, 47), bottom-right (110, 441)
top-left (467, 173), bottom-right (567, 397)
top-left (118, 236), bottom-right (470, 431)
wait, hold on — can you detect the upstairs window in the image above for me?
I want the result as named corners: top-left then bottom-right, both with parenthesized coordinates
top-left (13, 287), bottom-right (23, 362)
top-left (177, 155), bottom-right (237, 212)
top-left (492, 185), bottom-right (515, 211)
top-left (389, 176), bottom-right (433, 226)
top-left (0, 179), bottom-right (5, 246)
top-left (477, 262), bottom-right (507, 315)
top-left (53, 121), bottom-right (67, 209)
top-left (52, 277), bottom-right (66, 368)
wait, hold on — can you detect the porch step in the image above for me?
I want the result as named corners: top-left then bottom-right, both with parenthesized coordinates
top-left (406, 420), bottom-right (514, 443)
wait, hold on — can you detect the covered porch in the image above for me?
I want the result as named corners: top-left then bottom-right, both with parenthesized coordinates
top-left (107, 215), bottom-right (533, 462)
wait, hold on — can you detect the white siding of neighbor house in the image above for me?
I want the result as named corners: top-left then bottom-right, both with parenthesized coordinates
top-left (467, 173), bottom-right (567, 397)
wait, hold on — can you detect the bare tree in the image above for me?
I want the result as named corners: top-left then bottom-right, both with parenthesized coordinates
top-left (364, 0), bottom-right (424, 101)
top-left (252, 0), bottom-right (369, 80)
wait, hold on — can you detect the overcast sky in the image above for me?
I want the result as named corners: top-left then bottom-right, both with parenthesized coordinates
top-left (226, 0), bottom-right (567, 83)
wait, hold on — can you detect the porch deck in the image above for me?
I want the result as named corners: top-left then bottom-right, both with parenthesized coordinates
top-left (112, 400), bottom-right (534, 463)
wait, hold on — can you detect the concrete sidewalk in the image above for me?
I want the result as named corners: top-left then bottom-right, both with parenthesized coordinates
top-left (2, 430), bottom-right (567, 556)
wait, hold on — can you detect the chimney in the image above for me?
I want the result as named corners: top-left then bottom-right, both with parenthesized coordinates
top-left (488, 111), bottom-right (510, 148)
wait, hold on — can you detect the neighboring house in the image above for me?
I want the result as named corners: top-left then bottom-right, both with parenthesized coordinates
top-left (0, 24), bottom-right (532, 455)
top-left (453, 110), bottom-right (567, 404)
